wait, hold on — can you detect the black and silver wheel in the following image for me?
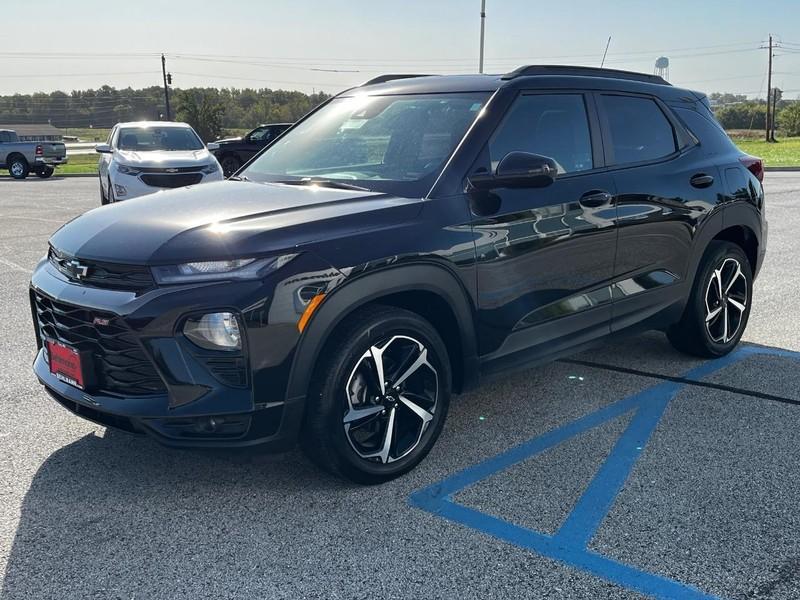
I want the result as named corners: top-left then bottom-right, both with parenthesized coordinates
top-left (35, 166), bottom-right (54, 178)
top-left (8, 155), bottom-right (29, 180)
top-left (302, 305), bottom-right (451, 484)
top-left (220, 155), bottom-right (241, 178)
top-left (668, 241), bottom-right (753, 357)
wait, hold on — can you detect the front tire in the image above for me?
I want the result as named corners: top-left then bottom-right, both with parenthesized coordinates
top-left (106, 177), bottom-right (116, 203)
top-left (302, 305), bottom-right (452, 484)
top-left (100, 177), bottom-right (109, 205)
top-left (668, 241), bottom-right (753, 357)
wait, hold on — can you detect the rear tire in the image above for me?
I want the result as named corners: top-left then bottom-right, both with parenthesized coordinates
top-left (220, 155), bottom-right (241, 178)
top-left (35, 166), bottom-right (54, 178)
top-left (8, 155), bottom-right (29, 179)
top-left (302, 305), bottom-right (452, 484)
top-left (667, 241), bottom-right (752, 358)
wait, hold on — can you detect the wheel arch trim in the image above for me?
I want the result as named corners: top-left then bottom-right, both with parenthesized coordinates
top-left (285, 262), bottom-right (480, 407)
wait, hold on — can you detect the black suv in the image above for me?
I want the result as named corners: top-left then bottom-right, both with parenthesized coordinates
top-left (30, 66), bottom-right (766, 483)
top-left (213, 123), bottom-right (292, 177)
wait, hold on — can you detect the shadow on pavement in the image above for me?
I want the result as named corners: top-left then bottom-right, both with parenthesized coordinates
top-left (4, 335), bottom-right (799, 599)
top-left (0, 430), bottom-right (347, 599)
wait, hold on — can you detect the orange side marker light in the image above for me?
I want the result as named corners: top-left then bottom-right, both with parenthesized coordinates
top-left (297, 293), bottom-right (326, 332)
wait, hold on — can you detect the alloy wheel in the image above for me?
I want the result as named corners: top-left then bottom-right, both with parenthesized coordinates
top-left (343, 335), bottom-right (438, 464)
top-left (10, 162), bottom-right (24, 177)
top-left (704, 257), bottom-right (748, 344)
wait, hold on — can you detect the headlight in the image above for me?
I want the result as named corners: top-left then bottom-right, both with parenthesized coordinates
top-left (183, 312), bottom-right (241, 350)
top-left (117, 164), bottom-right (141, 175)
top-left (201, 162), bottom-right (220, 174)
top-left (151, 254), bottom-right (296, 284)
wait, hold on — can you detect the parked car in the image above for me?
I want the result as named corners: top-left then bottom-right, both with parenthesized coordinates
top-left (96, 121), bottom-right (223, 204)
top-left (212, 123), bottom-right (292, 177)
top-left (31, 66), bottom-right (765, 484)
top-left (0, 129), bottom-right (67, 179)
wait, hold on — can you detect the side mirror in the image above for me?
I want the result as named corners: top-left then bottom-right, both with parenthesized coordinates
top-left (206, 142), bottom-right (220, 151)
top-left (469, 151), bottom-right (558, 191)
top-left (95, 143), bottom-right (112, 154)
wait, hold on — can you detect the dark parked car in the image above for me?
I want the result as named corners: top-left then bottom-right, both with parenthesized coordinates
top-left (31, 66), bottom-right (766, 483)
top-left (212, 123), bottom-right (292, 176)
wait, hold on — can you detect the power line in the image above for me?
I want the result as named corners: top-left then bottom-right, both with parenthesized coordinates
top-left (0, 72), bottom-right (156, 79)
top-left (170, 71), bottom-right (352, 89)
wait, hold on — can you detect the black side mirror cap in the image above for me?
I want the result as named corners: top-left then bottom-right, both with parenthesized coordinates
top-left (469, 151), bottom-right (558, 191)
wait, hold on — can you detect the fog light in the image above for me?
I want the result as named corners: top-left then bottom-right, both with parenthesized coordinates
top-left (114, 184), bottom-right (127, 197)
top-left (183, 312), bottom-right (241, 351)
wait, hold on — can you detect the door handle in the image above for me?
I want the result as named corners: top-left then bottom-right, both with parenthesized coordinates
top-left (690, 173), bottom-right (714, 188)
top-left (579, 190), bottom-right (612, 208)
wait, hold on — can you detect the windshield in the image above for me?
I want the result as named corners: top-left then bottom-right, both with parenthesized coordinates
top-left (242, 92), bottom-right (489, 196)
top-left (116, 127), bottom-right (204, 151)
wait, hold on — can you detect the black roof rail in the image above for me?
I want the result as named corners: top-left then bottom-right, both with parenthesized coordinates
top-left (360, 74), bottom-right (435, 86)
top-left (502, 65), bottom-right (670, 86)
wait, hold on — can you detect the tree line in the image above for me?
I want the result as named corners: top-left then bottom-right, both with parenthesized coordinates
top-left (710, 92), bottom-right (800, 135)
top-left (0, 85), bottom-right (331, 139)
top-left (2, 86), bottom-right (800, 139)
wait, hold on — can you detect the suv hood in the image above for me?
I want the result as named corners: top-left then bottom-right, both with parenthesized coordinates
top-left (50, 180), bottom-right (423, 265)
top-left (214, 137), bottom-right (242, 144)
top-left (116, 148), bottom-right (214, 168)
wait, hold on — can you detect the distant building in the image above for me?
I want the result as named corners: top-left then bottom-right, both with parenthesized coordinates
top-left (0, 123), bottom-right (64, 142)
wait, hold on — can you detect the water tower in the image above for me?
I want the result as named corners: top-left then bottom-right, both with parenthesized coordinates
top-left (654, 56), bottom-right (669, 81)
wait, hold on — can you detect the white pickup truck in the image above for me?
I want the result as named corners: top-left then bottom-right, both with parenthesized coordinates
top-left (0, 129), bottom-right (67, 179)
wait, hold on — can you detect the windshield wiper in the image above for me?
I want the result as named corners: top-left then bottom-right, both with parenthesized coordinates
top-left (228, 174), bottom-right (250, 182)
top-left (275, 178), bottom-right (371, 192)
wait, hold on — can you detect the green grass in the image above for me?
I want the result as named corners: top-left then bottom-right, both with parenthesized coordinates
top-left (61, 127), bottom-right (110, 143)
top-left (733, 137), bottom-right (800, 167)
top-left (59, 154), bottom-right (99, 174)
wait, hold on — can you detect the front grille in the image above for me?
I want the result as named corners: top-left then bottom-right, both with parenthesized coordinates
top-left (49, 247), bottom-right (155, 292)
top-left (32, 291), bottom-right (166, 397)
top-left (140, 173), bottom-right (203, 188)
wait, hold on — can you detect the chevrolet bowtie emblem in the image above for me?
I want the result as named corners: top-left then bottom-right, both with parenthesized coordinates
top-left (65, 259), bottom-right (89, 280)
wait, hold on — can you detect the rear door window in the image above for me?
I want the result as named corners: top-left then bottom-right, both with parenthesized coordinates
top-left (489, 94), bottom-right (594, 174)
top-left (600, 95), bottom-right (677, 165)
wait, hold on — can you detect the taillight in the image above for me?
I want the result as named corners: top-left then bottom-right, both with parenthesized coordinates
top-left (35, 144), bottom-right (43, 156)
top-left (739, 155), bottom-right (764, 183)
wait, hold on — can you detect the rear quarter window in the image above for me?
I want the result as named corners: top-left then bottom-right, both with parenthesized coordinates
top-left (672, 106), bottom-right (740, 156)
top-left (600, 95), bottom-right (677, 165)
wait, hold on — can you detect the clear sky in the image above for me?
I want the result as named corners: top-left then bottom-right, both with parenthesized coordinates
top-left (2, 0), bottom-right (799, 98)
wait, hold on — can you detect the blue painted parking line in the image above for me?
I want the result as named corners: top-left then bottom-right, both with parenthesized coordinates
top-left (409, 345), bottom-right (800, 600)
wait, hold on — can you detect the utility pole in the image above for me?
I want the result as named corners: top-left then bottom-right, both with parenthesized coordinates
top-left (765, 35), bottom-right (772, 142)
top-left (771, 87), bottom-right (781, 141)
top-left (478, 0), bottom-right (486, 74)
top-left (161, 53), bottom-right (172, 121)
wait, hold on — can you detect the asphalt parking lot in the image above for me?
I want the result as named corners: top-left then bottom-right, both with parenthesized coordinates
top-left (1, 175), bottom-right (799, 600)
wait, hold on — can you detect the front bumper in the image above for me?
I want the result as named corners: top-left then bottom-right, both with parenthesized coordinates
top-left (29, 255), bottom-right (314, 450)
